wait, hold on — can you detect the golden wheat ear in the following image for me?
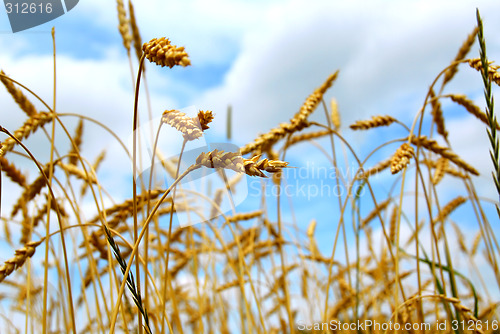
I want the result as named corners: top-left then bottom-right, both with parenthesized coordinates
top-left (390, 143), bottom-right (414, 174)
top-left (197, 110), bottom-right (214, 130)
top-left (142, 37), bottom-right (190, 68)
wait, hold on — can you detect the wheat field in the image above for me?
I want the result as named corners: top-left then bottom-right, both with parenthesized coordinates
top-left (0, 2), bottom-right (498, 333)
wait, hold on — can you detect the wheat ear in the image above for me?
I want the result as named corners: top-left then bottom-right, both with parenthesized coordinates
top-left (429, 89), bottom-right (448, 140)
top-left (360, 198), bottom-right (391, 228)
top-left (227, 210), bottom-right (263, 223)
top-left (447, 94), bottom-right (499, 129)
top-left (128, 0), bottom-right (143, 62)
top-left (240, 71), bottom-right (339, 155)
top-left (11, 163), bottom-right (53, 217)
top-left (197, 110), bottom-right (214, 130)
top-left (432, 157), bottom-right (448, 185)
top-left (0, 111), bottom-right (55, 157)
top-left (285, 129), bottom-right (334, 148)
top-left (468, 58), bottom-right (500, 86)
top-left (390, 143), bottom-right (414, 174)
top-left (68, 119), bottom-right (83, 166)
top-left (442, 26), bottom-right (479, 86)
top-left (195, 149), bottom-right (288, 177)
top-left (0, 240), bottom-right (42, 283)
top-left (142, 37), bottom-right (190, 68)
top-left (433, 196), bottom-right (467, 223)
top-left (0, 156), bottom-right (26, 187)
top-left (410, 135), bottom-right (479, 175)
top-left (116, 0), bottom-right (131, 52)
top-left (0, 70), bottom-right (38, 117)
top-left (102, 226), bottom-right (153, 334)
top-left (476, 10), bottom-right (500, 216)
top-left (162, 109), bottom-right (204, 141)
top-left (330, 98), bottom-right (341, 130)
top-left (361, 158), bottom-right (392, 178)
top-left (349, 115), bottom-right (397, 130)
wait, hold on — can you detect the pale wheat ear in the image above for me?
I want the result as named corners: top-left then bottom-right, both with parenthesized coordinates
top-left (116, 0), bottom-right (132, 53)
top-left (128, 0), bottom-right (143, 63)
top-left (161, 109), bottom-right (216, 141)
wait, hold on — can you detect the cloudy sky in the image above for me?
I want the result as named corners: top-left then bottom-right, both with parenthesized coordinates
top-left (0, 0), bottom-right (500, 240)
top-left (0, 0), bottom-right (499, 323)
top-left (0, 0), bottom-right (498, 229)
top-left (1, 0), bottom-right (499, 140)
top-left (0, 0), bottom-right (499, 242)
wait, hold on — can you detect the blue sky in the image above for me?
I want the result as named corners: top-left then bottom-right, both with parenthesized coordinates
top-left (0, 0), bottom-right (499, 245)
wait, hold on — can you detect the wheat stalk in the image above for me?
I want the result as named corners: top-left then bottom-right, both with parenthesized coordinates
top-left (80, 150), bottom-right (105, 197)
top-left (87, 189), bottom-right (165, 225)
top-left (389, 205), bottom-right (398, 244)
top-left (441, 295), bottom-right (484, 334)
top-left (451, 222), bottom-right (468, 253)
